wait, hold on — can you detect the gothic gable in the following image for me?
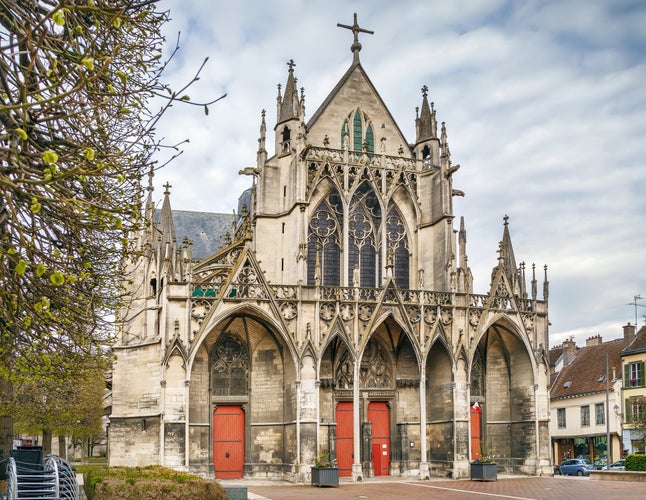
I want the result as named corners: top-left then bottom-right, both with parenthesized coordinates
top-left (306, 64), bottom-right (409, 157)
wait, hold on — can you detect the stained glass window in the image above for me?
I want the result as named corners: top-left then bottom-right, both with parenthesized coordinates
top-left (211, 334), bottom-right (248, 396)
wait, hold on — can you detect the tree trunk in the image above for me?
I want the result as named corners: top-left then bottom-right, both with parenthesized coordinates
top-left (58, 434), bottom-right (67, 460)
top-left (0, 378), bottom-right (13, 480)
top-left (42, 428), bottom-right (52, 456)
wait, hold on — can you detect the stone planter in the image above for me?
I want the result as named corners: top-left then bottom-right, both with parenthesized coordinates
top-left (311, 467), bottom-right (339, 487)
top-left (470, 462), bottom-right (497, 481)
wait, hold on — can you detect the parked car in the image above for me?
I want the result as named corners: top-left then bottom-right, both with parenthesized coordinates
top-left (608, 460), bottom-right (625, 470)
top-left (559, 458), bottom-right (596, 476)
top-left (594, 456), bottom-right (607, 469)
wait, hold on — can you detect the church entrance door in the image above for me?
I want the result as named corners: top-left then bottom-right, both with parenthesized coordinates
top-left (368, 401), bottom-right (390, 476)
top-left (336, 401), bottom-right (354, 477)
top-left (213, 405), bottom-right (244, 478)
top-left (470, 404), bottom-right (482, 461)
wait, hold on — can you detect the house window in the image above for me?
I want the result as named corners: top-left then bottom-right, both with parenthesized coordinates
top-left (631, 399), bottom-right (644, 423)
top-left (626, 361), bottom-right (645, 387)
top-left (581, 405), bottom-right (590, 427)
top-left (595, 403), bottom-right (605, 425)
top-left (557, 408), bottom-right (566, 429)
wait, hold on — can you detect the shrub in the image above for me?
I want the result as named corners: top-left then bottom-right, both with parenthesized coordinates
top-left (625, 453), bottom-right (646, 472)
top-left (78, 465), bottom-right (225, 500)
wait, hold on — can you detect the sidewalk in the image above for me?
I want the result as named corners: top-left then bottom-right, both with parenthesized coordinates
top-left (219, 475), bottom-right (646, 500)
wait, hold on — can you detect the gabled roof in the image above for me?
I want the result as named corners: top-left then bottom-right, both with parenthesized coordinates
top-left (306, 61), bottom-right (410, 153)
top-left (551, 339), bottom-right (623, 399)
top-left (621, 325), bottom-right (646, 355)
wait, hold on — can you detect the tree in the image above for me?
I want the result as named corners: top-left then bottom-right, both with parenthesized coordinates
top-left (0, 0), bottom-right (221, 459)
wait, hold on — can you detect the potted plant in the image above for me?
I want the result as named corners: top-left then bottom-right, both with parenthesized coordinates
top-left (311, 452), bottom-right (339, 487)
top-left (470, 447), bottom-right (497, 481)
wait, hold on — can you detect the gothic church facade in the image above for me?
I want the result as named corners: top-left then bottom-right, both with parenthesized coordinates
top-left (110, 21), bottom-right (552, 481)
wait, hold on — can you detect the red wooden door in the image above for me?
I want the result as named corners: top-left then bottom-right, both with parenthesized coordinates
top-left (470, 405), bottom-right (482, 461)
top-left (336, 402), bottom-right (354, 477)
top-left (368, 402), bottom-right (390, 476)
top-left (213, 405), bottom-right (244, 478)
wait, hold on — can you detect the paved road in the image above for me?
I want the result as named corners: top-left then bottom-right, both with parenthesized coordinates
top-left (236, 476), bottom-right (646, 500)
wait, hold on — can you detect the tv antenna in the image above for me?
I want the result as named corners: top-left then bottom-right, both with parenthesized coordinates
top-left (627, 294), bottom-right (645, 326)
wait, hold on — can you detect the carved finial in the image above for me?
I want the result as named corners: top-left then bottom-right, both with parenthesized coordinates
top-left (503, 214), bottom-right (509, 226)
top-left (422, 85), bottom-right (428, 97)
top-left (163, 182), bottom-right (172, 195)
top-left (287, 59), bottom-right (296, 72)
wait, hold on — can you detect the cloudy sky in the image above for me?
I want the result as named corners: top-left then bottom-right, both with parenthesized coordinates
top-left (153, 0), bottom-right (646, 348)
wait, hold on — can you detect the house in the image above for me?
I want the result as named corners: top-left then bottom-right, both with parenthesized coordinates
top-left (620, 323), bottom-right (646, 454)
top-left (550, 335), bottom-right (623, 467)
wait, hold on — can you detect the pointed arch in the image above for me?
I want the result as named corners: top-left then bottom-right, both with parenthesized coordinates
top-left (210, 333), bottom-right (249, 396)
top-left (366, 123), bottom-right (374, 153)
top-left (385, 203), bottom-right (410, 289)
top-left (307, 186), bottom-right (343, 285)
top-left (353, 110), bottom-right (362, 152)
top-left (349, 182), bottom-right (381, 287)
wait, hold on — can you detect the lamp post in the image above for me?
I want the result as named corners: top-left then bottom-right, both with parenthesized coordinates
top-left (614, 403), bottom-right (623, 460)
top-left (606, 353), bottom-right (611, 469)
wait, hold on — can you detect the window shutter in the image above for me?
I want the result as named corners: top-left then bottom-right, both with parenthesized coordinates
top-left (626, 400), bottom-right (633, 423)
top-left (625, 364), bottom-right (631, 387)
top-left (640, 361), bottom-right (645, 387)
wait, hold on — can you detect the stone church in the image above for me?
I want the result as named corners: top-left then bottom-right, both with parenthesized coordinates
top-left (109, 17), bottom-right (552, 481)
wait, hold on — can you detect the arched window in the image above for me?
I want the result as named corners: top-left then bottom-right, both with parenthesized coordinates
top-left (386, 205), bottom-right (409, 288)
top-left (211, 334), bottom-right (248, 396)
top-left (366, 124), bottom-right (374, 154)
top-left (349, 183), bottom-right (381, 287)
top-left (307, 189), bottom-right (343, 285)
top-left (353, 111), bottom-right (362, 152)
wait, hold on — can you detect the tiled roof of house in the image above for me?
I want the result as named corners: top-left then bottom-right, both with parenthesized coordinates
top-left (550, 338), bottom-right (624, 399)
top-left (621, 325), bottom-right (646, 355)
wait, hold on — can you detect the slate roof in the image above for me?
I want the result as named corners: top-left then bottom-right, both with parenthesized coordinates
top-left (155, 209), bottom-right (236, 261)
top-left (550, 338), bottom-right (624, 399)
top-left (621, 325), bottom-right (646, 355)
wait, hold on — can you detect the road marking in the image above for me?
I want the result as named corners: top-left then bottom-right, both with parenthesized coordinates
top-left (406, 482), bottom-right (536, 500)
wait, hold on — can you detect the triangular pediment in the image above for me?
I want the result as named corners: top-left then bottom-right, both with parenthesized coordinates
top-left (486, 266), bottom-right (518, 313)
top-left (306, 63), bottom-right (410, 157)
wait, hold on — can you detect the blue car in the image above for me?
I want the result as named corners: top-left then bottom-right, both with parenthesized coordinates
top-left (559, 458), bottom-right (596, 476)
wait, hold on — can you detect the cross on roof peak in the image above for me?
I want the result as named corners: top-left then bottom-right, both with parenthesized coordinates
top-left (337, 13), bottom-right (374, 63)
top-left (163, 182), bottom-right (172, 195)
top-left (287, 59), bottom-right (296, 72)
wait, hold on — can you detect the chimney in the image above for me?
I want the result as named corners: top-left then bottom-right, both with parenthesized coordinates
top-left (623, 322), bottom-right (636, 348)
top-left (562, 337), bottom-right (577, 366)
top-left (586, 335), bottom-right (602, 347)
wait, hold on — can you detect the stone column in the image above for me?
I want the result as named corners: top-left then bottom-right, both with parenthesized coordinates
top-left (352, 360), bottom-right (363, 480)
top-left (362, 421), bottom-right (373, 477)
top-left (419, 362), bottom-right (429, 479)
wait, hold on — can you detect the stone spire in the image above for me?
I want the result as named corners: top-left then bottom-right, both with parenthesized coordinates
top-left (157, 182), bottom-right (176, 258)
top-left (501, 215), bottom-right (518, 282)
top-left (416, 85), bottom-right (434, 143)
top-left (257, 109), bottom-right (267, 167)
top-left (277, 59), bottom-right (299, 123)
